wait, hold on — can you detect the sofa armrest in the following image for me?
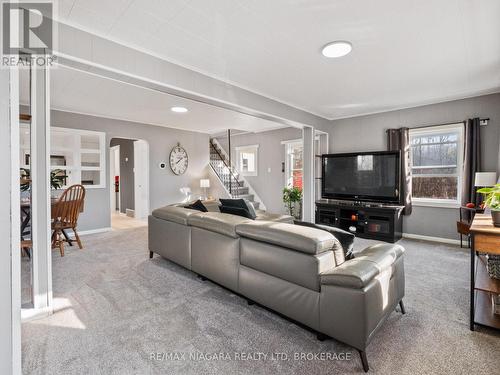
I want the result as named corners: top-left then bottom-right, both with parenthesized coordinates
top-left (320, 243), bottom-right (404, 289)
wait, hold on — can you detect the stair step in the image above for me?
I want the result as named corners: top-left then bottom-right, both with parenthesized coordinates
top-left (238, 194), bottom-right (254, 201)
top-left (233, 186), bottom-right (249, 195)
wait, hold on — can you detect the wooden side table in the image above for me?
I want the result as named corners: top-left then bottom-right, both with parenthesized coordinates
top-left (470, 214), bottom-right (500, 331)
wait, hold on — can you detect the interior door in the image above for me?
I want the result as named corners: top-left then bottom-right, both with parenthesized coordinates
top-left (133, 140), bottom-right (149, 219)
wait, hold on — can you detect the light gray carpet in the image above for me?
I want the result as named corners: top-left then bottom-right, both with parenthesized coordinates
top-left (22, 227), bottom-right (500, 374)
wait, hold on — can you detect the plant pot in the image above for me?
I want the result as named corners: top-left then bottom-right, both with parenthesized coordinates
top-left (492, 210), bottom-right (500, 227)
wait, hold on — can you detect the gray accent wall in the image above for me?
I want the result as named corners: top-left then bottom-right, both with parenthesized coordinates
top-left (110, 138), bottom-right (135, 214)
top-left (217, 127), bottom-right (302, 213)
top-left (51, 110), bottom-right (210, 232)
top-left (317, 93), bottom-right (500, 240)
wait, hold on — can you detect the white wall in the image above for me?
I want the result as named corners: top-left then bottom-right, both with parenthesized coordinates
top-left (216, 127), bottom-right (302, 213)
top-left (50, 110), bottom-right (210, 231)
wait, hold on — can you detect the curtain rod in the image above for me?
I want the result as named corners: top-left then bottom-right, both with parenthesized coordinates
top-left (387, 118), bottom-right (490, 132)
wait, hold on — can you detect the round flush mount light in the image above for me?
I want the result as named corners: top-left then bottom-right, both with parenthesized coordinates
top-left (171, 106), bottom-right (188, 113)
top-left (321, 41), bottom-right (352, 58)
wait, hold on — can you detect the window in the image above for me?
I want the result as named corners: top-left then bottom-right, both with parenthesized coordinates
top-left (235, 144), bottom-right (259, 176)
top-left (284, 141), bottom-right (303, 189)
top-left (19, 125), bottom-right (106, 189)
top-left (409, 123), bottom-right (464, 206)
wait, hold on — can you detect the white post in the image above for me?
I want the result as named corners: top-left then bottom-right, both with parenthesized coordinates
top-left (302, 126), bottom-right (315, 222)
top-left (0, 66), bottom-right (22, 374)
top-left (30, 62), bottom-right (52, 312)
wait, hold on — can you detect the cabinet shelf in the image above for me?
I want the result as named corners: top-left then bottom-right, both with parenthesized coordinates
top-left (475, 255), bottom-right (500, 294)
top-left (474, 290), bottom-right (500, 329)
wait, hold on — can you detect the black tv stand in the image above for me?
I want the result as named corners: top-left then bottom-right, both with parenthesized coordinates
top-left (315, 199), bottom-right (404, 243)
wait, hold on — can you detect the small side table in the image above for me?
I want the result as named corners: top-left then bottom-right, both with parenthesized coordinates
top-left (470, 214), bottom-right (500, 331)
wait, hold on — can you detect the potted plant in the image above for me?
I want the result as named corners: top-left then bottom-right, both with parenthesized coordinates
top-left (283, 186), bottom-right (302, 220)
top-left (20, 168), bottom-right (68, 192)
top-left (478, 183), bottom-right (500, 227)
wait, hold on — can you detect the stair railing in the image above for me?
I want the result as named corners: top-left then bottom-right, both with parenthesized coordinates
top-left (209, 140), bottom-right (242, 197)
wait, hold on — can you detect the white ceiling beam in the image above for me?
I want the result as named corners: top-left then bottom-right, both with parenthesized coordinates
top-left (54, 22), bottom-right (330, 129)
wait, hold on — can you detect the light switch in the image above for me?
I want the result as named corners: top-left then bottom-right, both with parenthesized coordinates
top-left (267, 167), bottom-right (271, 173)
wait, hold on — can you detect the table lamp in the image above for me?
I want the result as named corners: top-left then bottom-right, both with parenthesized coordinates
top-left (200, 179), bottom-right (210, 200)
top-left (475, 172), bottom-right (497, 208)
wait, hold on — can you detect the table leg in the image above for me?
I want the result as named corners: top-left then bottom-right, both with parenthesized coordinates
top-left (62, 229), bottom-right (73, 246)
top-left (470, 233), bottom-right (475, 331)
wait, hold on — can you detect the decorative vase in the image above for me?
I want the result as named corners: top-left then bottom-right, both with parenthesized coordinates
top-left (492, 210), bottom-right (500, 228)
top-left (292, 201), bottom-right (302, 220)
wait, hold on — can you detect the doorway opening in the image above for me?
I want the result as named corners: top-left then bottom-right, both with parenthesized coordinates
top-left (109, 137), bottom-right (149, 230)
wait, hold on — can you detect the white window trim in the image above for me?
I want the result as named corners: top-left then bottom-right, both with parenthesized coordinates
top-left (51, 127), bottom-right (106, 189)
top-left (283, 139), bottom-right (303, 188)
top-left (235, 144), bottom-right (259, 177)
top-left (409, 123), bottom-right (465, 208)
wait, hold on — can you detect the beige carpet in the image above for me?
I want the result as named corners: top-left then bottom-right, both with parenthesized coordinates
top-left (22, 227), bottom-right (500, 374)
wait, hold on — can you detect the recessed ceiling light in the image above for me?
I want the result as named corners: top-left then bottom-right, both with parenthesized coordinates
top-left (171, 106), bottom-right (188, 113)
top-left (321, 41), bottom-right (352, 58)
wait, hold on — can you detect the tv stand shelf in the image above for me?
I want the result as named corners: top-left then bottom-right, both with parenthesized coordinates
top-left (315, 199), bottom-right (404, 243)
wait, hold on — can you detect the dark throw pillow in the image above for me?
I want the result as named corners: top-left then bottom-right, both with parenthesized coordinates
top-left (185, 199), bottom-right (208, 212)
top-left (219, 205), bottom-right (255, 219)
top-left (219, 198), bottom-right (256, 219)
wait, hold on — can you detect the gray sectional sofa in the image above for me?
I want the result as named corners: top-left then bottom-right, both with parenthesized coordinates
top-left (148, 204), bottom-right (405, 372)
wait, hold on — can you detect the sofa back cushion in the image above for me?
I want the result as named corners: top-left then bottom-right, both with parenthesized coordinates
top-left (240, 238), bottom-right (334, 291)
top-left (152, 206), bottom-right (199, 225)
top-left (220, 205), bottom-right (255, 219)
top-left (188, 212), bottom-right (252, 238)
top-left (235, 221), bottom-right (335, 255)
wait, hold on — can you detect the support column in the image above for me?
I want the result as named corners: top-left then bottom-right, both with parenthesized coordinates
top-left (30, 63), bottom-right (52, 311)
top-left (0, 66), bottom-right (22, 374)
top-left (302, 126), bottom-right (315, 222)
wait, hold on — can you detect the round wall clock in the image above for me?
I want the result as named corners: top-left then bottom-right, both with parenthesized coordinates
top-left (169, 143), bottom-right (188, 175)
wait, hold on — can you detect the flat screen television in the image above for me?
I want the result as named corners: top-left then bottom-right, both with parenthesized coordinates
top-left (321, 151), bottom-right (401, 204)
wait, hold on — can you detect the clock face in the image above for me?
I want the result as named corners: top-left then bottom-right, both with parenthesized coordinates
top-left (169, 145), bottom-right (188, 175)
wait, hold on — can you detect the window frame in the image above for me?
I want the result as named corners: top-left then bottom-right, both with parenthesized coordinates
top-left (282, 139), bottom-right (304, 189)
top-left (409, 123), bottom-right (465, 208)
top-left (20, 124), bottom-right (107, 189)
top-left (235, 144), bottom-right (259, 177)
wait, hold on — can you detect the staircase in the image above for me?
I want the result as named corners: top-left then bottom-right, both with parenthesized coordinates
top-left (209, 138), bottom-right (263, 210)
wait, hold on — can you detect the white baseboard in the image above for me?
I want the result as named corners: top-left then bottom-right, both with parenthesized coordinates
top-left (69, 227), bottom-right (112, 237)
top-left (402, 232), bottom-right (460, 246)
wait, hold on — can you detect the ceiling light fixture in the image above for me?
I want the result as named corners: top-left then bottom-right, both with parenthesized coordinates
top-left (321, 41), bottom-right (352, 58)
top-left (171, 106), bottom-right (188, 113)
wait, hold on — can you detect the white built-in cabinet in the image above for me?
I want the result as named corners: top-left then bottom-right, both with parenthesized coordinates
top-left (20, 124), bottom-right (106, 189)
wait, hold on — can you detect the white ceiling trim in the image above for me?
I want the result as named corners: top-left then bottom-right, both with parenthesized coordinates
top-left (325, 89), bottom-right (500, 122)
top-left (52, 20), bottom-right (328, 120)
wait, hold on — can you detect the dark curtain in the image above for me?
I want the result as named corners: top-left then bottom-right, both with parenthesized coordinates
top-left (462, 118), bottom-right (481, 206)
top-left (387, 128), bottom-right (412, 215)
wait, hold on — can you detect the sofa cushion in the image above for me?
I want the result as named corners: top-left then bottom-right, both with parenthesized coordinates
top-left (320, 244), bottom-right (405, 288)
top-left (240, 238), bottom-right (335, 291)
top-left (188, 212), bottom-right (252, 238)
top-left (152, 206), bottom-right (199, 225)
top-left (185, 199), bottom-right (208, 212)
top-left (220, 205), bottom-right (255, 219)
top-left (235, 221), bottom-right (335, 255)
top-left (255, 210), bottom-right (294, 223)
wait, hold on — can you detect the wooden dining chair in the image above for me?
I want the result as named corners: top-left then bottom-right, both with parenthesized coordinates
top-left (51, 184), bottom-right (85, 257)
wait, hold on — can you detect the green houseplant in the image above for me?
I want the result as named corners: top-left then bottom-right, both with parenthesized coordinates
top-left (283, 186), bottom-right (302, 220)
top-left (20, 168), bottom-right (68, 192)
top-left (478, 183), bottom-right (500, 227)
